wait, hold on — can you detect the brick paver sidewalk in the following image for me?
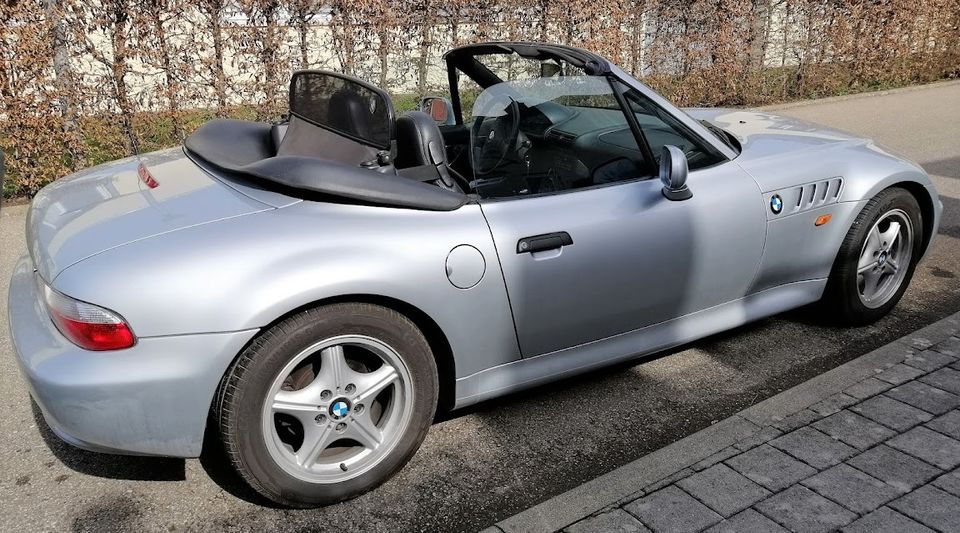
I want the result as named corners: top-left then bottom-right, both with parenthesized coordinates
top-left (561, 335), bottom-right (960, 533)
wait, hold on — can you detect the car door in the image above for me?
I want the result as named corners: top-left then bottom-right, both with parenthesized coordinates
top-left (482, 163), bottom-right (765, 357)
top-left (474, 77), bottom-right (766, 358)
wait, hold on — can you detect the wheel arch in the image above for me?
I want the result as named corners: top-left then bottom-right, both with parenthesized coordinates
top-left (211, 293), bottom-right (456, 417)
top-left (890, 180), bottom-right (937, 258)
top-left (830, 179), bottom-right (936, 274)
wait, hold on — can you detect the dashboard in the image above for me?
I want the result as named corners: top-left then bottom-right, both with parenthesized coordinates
top-left (475, 103), bottom-right (648, 197)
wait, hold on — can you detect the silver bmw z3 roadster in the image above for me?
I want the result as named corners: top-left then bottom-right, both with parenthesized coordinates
top-left (8, 42), bottom-right (942, 506)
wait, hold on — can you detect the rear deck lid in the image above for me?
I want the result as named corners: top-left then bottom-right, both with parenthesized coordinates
top-left (28, 147), bottom-right (272, 281)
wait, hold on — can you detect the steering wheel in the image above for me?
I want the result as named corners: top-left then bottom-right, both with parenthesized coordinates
top-left (471, 99), bottom-right (522, 176)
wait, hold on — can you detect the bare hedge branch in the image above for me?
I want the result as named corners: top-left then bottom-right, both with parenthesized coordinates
top-left (1, 0), bottom-right (958, 197)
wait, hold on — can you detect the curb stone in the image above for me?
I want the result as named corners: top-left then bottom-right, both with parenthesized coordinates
top-left (489, 311), bottom-right (960, 533)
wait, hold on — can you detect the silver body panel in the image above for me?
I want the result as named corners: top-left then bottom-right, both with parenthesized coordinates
top-left (27, 148), bottom-right (272, 282)
top-left (51, 198), bottom-right (521, 376)
top-left (8, 255), bottom-right (258, 456)
top-left (481, 160), bottom-right (765, 357)
top-left (8, 67), bottom-right (942, 457)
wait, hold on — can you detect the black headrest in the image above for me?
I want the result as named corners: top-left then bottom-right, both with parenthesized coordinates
top-left (394, 111), bottom-right (447, 169)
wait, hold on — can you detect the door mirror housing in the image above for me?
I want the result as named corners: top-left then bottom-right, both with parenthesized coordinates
top-left (660, 145), bottom-right (692, 201)
top-left (418, 96), bottom-right (455, 125)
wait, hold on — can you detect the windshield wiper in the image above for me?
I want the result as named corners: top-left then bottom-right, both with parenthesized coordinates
top-left (699, 119), bottom-right (739, 153)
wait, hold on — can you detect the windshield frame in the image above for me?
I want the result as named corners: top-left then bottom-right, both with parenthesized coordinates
top-left (444, 45), bottom-right (740, 163)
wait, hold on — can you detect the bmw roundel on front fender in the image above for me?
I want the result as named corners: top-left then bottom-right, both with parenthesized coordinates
top-left (770, 194), bottom-right (783, 214)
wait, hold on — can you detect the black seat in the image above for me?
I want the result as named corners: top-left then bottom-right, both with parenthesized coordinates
top-left (394, 111), bottom-right (467, 191)
top-left (395, 111), bottom-right (448, 168)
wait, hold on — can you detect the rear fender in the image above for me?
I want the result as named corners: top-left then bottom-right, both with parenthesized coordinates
top-left (52, 201), bottom-right (521, 379)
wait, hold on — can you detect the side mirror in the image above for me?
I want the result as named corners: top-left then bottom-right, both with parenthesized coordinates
top-left (419, 96), bottom-right (454, 125)
top-left (660, 145), bottom-right (692, 201)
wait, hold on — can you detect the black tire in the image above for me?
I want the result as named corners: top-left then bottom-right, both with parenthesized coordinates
top-left (217, 303), bottom-right (438, 507)
top-left (821, 187), bottom-right (923, 326)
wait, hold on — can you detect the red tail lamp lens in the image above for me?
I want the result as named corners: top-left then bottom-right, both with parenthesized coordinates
top-left (40, 282), bottom-right (136, 351)
top-left (138, 162), bottom-right (159, 189)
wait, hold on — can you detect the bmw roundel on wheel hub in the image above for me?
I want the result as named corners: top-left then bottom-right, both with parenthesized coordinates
top-left (329, 399), bottom-right (351, 420)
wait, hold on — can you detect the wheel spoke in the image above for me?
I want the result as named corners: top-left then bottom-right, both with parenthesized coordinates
top-left (883, 259), bottom-right (899, 275)
top-left (346, 411), bottom-right (383, 449)
top-left (272, 389), bottom-right (321, 423)
top-left (297, 422), bottom-right (337, 467)
top-left (879, 220), bottom-right (901, 250)
top-left (354, 364), bottom-right (399, 404)
top-left (858, 261), bottom-right (877, 274)
top-left (861, 268), bottom-right (883, 298)
top-left (860, 227), bottom-right (882, 269)
top-left (317, 345), bottom-right (350, 390)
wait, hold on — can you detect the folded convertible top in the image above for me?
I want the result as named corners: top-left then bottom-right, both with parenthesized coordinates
top-left (183, 119), bottom-right (467, 211)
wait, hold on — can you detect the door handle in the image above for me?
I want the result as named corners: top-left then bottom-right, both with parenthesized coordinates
top-left (517, 232), bottom-right (573, 254)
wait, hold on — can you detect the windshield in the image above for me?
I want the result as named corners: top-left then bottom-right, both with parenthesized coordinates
top-left (471, 76), bottom-right (617, 118)
top-left (474, 52), bottom-right (583, 82)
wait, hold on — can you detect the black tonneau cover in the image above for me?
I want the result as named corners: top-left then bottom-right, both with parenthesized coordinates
top-left (183, 119), bottom-right (466, 211)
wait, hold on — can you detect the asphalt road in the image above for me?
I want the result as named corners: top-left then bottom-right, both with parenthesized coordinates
top-left (2, 81), bottom-right (959, 533)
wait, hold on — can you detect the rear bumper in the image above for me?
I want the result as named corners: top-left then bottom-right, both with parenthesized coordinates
top-left (7, 255), bottom-right (258, 457)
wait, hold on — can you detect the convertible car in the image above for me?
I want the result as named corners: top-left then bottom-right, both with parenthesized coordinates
top-left (8, 42), bottom-right (942, 506)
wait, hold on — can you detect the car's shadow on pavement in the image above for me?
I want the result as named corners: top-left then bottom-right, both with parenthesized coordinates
top-left (435, 311), bottom-right (795, 423)
top-left (197, 424), bottom-right (285, 508)
top-left (30, 394), bottom-right (294, 507)
top-left (29, 398), bottom-right (187, 482)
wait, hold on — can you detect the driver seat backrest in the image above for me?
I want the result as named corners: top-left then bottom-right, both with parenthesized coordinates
top-left (395, 111), bottom-right (447, 168)
top-left (394, 111), bottom-right (458, 190)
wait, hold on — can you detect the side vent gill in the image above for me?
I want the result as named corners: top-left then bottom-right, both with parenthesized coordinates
top-left (769, 177), bottom-right (843, 218)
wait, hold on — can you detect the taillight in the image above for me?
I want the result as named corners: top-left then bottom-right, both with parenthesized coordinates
top-left (138, 162), bottom-right (159, 188)
top-left (40, 281), bottom-right (136, 351)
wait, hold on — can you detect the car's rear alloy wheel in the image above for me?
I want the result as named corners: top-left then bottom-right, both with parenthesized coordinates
top-left (217, 303), bottom-right (438, 507)
top-left (822, 187), bottom-right (922, 325)
top-left (262, 335), bottom-right (413, 484)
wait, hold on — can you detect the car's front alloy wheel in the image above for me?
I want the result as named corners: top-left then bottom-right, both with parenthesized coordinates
top-left (822, 187), bottom-right (923, 325)
top-left (856, 208), bottom-right (913, 309)
top-left (217, 303), bottom-right (438, 507)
